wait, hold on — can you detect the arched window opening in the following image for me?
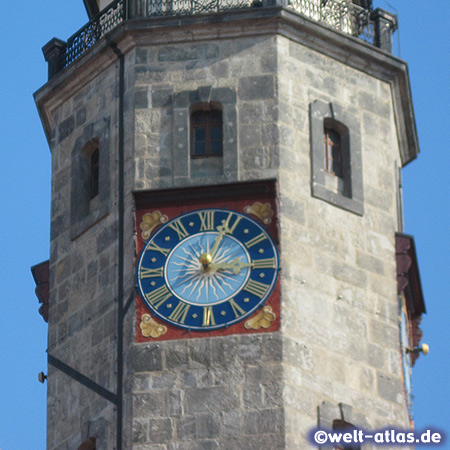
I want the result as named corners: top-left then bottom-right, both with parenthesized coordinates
top-left (90, 147), bottom-right (99, 199)
top-left (324, 118), bottom-right (346, 178)
top-left (191, 107), bottom-right (223, 158)
top-left (332, 419), bottom-right (361, 450)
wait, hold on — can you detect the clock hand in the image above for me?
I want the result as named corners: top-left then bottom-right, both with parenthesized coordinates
top-left (211, 257), bottom-right (252, 275)
top-left (209, 217), bottom-right (231, 259)
top-left (199, 216), bottom-right (232, 271)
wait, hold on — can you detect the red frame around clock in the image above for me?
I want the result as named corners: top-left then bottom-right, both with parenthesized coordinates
top-left (134, 180), bottom-right (280, 342)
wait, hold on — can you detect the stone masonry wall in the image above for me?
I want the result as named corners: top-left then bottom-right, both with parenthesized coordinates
top-left (129, 32), bottom-right (409, 449)
top-left (276, 36), bottom-right (409, 447)
top-left (129, 35), bottom-right (286, 449)
top-left (47, 62), bottom-right (121, 450)
top-left (42, 19), bottom-right (410, 450)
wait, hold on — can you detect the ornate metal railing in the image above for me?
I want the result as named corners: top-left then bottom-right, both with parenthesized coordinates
top-left (65, 0), bottom-right (124, 66)
top-left (43, 0), bottom-right (395, 78)
top-left (288, 0), bottom-right (373, 42)
top-left (144, 0), bottom-right (251, 17)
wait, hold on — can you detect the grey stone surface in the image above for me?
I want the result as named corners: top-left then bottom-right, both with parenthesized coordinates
top-left (38, 9), bottom-right (414, 449)
top-left (238, 75), bottom-right (275, 100)
top-left (58, 115), bottom-right (75, 142)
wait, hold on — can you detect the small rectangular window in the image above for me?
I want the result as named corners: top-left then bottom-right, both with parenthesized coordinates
top-left (90, 148), bottom-right (99, 199)
top-left (191, 109), bottom-right (223, 158)
top-left (324, 125), bottom-right (343, 178)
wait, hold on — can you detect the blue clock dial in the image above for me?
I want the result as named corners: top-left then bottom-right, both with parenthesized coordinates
top-left (166, 233), bottom-right (251, 305)
top-left (136, 208), bottom-right (279, 330)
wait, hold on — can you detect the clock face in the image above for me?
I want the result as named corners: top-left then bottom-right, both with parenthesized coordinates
top-left (136, 208), bottom-right (279, 330)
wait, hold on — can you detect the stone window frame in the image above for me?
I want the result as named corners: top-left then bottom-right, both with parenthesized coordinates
top-left (173, 86), bottom-right (238, 182)
top-left (310, 99), bottom-right (364, 216)
top-left (70, 120), bottom-right (110, 239)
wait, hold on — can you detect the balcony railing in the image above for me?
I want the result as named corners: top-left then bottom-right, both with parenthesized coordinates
top-left (65, 0), bottom-right (124, 66)
top-left (43, 0), bottom-right (397, 79)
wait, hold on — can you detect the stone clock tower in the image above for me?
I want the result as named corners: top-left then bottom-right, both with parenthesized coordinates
top-left (33, 0), bottom-right (427, 448)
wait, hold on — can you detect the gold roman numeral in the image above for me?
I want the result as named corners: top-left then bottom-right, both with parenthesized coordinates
top-left (145, 285), bottom-right (171, 309)
top-left (146, 241), bottom-right (170, 256)
top-left (252, 258), bottom-right (276, 269)
top-left (245, 232), bottom-right (267, 248)
top-left (243, 279), bottom-right (270, 298)
top-left (168, 219), bottom-right (189, 240)
top-left (228, 298), bottom-right (246, 318)
top-left (168, 302), bottom-right (190, 324)
top-left (198, 211), bottom-right (215, 231)
top-left (202, 306), bottom-right (216, 326)
top-left (140, 267), bottom-right (164, 278)
top-left (223, 213), bottom-right (242, 235)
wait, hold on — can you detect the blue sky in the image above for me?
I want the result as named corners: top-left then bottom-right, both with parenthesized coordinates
top-left (0, 1), bottom-right (448, 449)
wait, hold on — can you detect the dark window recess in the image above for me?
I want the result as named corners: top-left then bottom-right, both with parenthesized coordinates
top-left (332, 420), bottom-right (361, 450)
top-left (324, 123), bottom-right (343, 177)
top-left (191, 109), bottom-right (223, 157)
top-left (90, 148), bottom-right (99, 199)
top-left (78, 437), bottom-right (96, 450)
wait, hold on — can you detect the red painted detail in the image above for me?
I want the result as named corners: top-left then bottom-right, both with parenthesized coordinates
top-left (31, 260), bottom-right (50, 323)
top-left (134, 180), bottom-right (281, 342)
top-left (395, 233), bottom-right (426, 366)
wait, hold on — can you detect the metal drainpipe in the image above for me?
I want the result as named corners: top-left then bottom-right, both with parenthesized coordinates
top-left (110, 40), bottom-right (125, 450)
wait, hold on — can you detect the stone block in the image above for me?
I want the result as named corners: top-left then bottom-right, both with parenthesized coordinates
top-left (197, 413), bottom-right (221, 438)
top-left (238, 335), bottom-right (264, 364)
top-left (221, 410), bottom-right (244, 436)
top-left (358, 91), bottom-right (390, 117)
top-left (169, 389), bottom-right (182, 416)
top-left (188, 339), bottom-right (211, 369)
top-left (210, 61), bottom-right (230, 79)
top-left (185, 386), bottom-right (239, 414)
top-left (177, 415), bottom-right (196, 440)
top-left (76, 107), bottom-right (86, 127)
top-left (158, 44), bottom-right (219, 62)
top-left (164, 340), bottom-right (189, 370)
top-left (152, 88), bottom-right (173, 108)
top-left (377, 372), bottom-right (403, 403)
top-left (133, 419), bottom-right (148, 443)
top-left (133, 391), bottom-right (169, 418)
top-left (238, 75), bottom-right (274, 100)
top-left (239, 102), bottom-right (264, 124)
top-left (332, 261), bottom-right (367, 288)
top-left (210, 336), bottom-right (239, 368)
top-left (149, 418), bottom-right (173, 443)
top-left (191, 440), bottom-right (220, 450)
top-left (133, 344), bottom-right (163, 372)
top-left (58, 115), bottom-right (75, 142)
top-left (239, 123), bottom-right (261, 149)
top-left (261, 334), bottom-right (283, 362)
top-left (370, 319), bottom-right (398, 348)
top-left (135, 87), bottom-right (148, 109)
top-left (221, 433), bottom-right (285, 450)
top-left (135, 48), bottom-right (148, 64)
top-left (135, 65), bottom-right (167, 83)
top-left (97, 225), bottom-right (116, 254)
top-left (356, 251), bottom-right (385, 275)
top-left (152, 372), bottom-right (177, 390)
top-left (211, 87), bottom-right (236, 105)
top-left (245, 363), bottom-right (283, 384)
top-left (243, 383), bottom-right (264, 409)
top-left (244, 408), bottom-right (283, 435)
top-left (367, 343), bottom-right (385, 369)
